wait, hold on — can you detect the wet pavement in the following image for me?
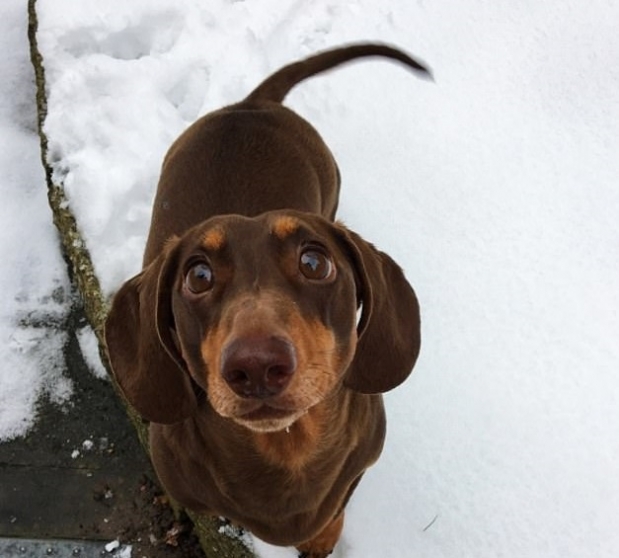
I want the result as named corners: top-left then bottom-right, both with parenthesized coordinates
top-left (0, 302), bottom-right (204, 557)
top-left (0, 301), bottom-right (148, 540)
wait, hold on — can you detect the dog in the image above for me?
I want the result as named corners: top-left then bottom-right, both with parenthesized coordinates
top-left (105, 43), bottom-right (428, 557)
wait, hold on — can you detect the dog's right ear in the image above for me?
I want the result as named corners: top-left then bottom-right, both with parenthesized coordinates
top-left (104, 241), bottom-right (197, 424)
top-left (334, 225), bottom-right (421, 394)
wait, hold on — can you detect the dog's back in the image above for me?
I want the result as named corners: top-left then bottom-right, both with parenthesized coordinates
top-left (144, 43), bottom-right (430, 265)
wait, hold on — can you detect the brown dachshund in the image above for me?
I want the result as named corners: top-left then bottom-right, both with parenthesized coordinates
top-left (105, 43), bottom-right (428, 557)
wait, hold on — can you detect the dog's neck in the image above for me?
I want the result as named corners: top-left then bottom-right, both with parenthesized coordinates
top-left (251, 391), bottom-right (350, 474)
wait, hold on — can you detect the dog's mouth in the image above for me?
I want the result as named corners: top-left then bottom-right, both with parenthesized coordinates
top-left (242, 405), bottom-right (292, 421)
top-left (234, 404), bottom-right (306, 433)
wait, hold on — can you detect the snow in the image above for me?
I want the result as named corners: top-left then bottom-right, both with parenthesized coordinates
top-left (0, 0), bottom-right (72, 441)
top-left (76, 325), bottom-right (108, 379)
top-left (104, 539), bottom-right (120, 553)
top-left (1, 0), bottom-right (618, 556)
top-left (104, 539), bottom-right (133, 558)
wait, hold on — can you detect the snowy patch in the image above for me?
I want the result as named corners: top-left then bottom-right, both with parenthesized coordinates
top-left (105, 540), bottom-right (119, 552)
top-left (0, 325), bottom-right (72, 441)
top-left (0, 1), bottom-right (71, 441)
top-left (76, 325), bottom-right (108, 379)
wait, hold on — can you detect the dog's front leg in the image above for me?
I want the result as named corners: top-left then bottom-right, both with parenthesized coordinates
top-left (296, 511), bottom-right (344, 558)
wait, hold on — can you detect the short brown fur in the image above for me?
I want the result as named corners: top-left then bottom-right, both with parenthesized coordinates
top-left (105, 43), bottom-right (428, 557)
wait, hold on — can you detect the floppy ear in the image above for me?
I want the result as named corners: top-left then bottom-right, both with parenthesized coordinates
top-left (104, 243), bottom-right (197, 424)
top-left (339, 227), bottom-right (421, 393)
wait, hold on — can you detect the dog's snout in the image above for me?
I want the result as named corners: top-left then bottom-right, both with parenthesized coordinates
top-left (221, 336), bottom-right (296, 398)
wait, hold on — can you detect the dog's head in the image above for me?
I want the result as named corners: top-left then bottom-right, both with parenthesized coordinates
top-left (105, 211), bottom-right (421, 430)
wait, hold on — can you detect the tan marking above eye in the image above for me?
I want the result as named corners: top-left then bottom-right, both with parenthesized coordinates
top-left (202, 227), bottom-right (226, 251)
top-left (271, 216), bottom-right (300, 239)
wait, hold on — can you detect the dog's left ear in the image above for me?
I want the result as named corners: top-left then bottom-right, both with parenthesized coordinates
top-left (337, 226), bottom-right (421, 393)
top-left (104, 238), bottom-right (197, 424)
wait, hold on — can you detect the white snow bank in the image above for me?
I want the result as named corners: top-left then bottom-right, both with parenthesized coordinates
top-left (0, 0), bottom-right (72, 441)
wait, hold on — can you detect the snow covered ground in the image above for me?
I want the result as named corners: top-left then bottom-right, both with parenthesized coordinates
top-left (0, 0), bottom-right (72, 441)
top-left (2, 0), bottom-right (619, 556)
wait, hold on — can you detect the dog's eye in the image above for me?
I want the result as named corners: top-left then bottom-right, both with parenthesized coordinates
top-left (185, 262), bottom-right (214, 293)
top-left (299, 248), bottom-right (334, 281)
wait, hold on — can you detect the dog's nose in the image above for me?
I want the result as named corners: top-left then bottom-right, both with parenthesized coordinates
top-left (221, 336), bottom-right (296, 399)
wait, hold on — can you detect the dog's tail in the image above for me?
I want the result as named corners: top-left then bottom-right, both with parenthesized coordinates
top-left (244, 43), bottom-right (432, 104)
